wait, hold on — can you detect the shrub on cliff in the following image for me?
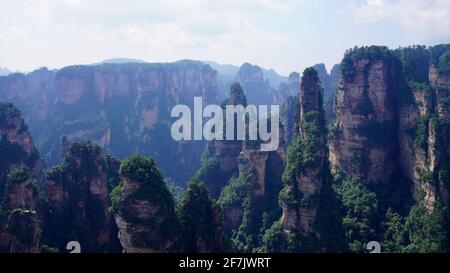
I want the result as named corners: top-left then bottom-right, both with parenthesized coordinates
top-left (177, 180), bottom-right (222, 252)
top-left (341, 46), bottom-right (395, 81)
top-left (438, 50), bottom-right (450, 73)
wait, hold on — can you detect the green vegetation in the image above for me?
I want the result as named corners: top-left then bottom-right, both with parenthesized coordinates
top-left (177, 180), bottom-right (222, 252)
top-left (438, 50), bottom-right (450, 73)
top-left (109, 183), bottom-right (123, 213)
top-left (194, 141), bottom-right (236, 199)
top-left (6, 167), bottom-right (33, 184)
top-left (259, 221), bottom-right (285, 253)
top-left (42, 141), bottom-right (114, 252)
top-left (332, 169), bottom-right (448, 253)
top-left (118, 155), bottom-right (178, 219)
top-left (303, 67), bottom-right (318, 78)
top-left (282, 111), bottom-right (325, 184)
top-left (382, 209), bottom-right (408, 253)
top-left (334, 176), bottom-right (379, 252)
top-left (278, 187), bottom-right (300, 208)
top-left (230, 198), bottom-right (254, 252)
top-left (430, 44), bottom-right (450, 67)
top-left (218, 173), bottom-right (254, 252)
top-left (395, 45), bottom-right (430, 83)
top-left (404, 204), bottom-right (448, 253)
top-left (112, 154), bottom-right (181, 246)
top-left (341, 46), bottom-right (395, 81)
top-left (219, 173), bottom-right (252, 207)
top-left (414, 115), bottom-right (431, 150)
top-left (219, 167), bottom-right (281, 253)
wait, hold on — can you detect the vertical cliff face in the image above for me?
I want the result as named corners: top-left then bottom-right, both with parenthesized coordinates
top-left (0, 103), bottom-right (44, 182)
top-left (279, 72), bottom-right (301, 144)
top-left (330, 47), bottom-right (401, 184)
top-left (0, 103), bottom-right (43, 252)
top-left (218, 123), bottom-right (285, 252)
top-left (280, 68), bottom-right (326, 236)
top-left (0, 61), bottom-right (218, 187)
top-left (112, 155), bottom-right (181, 253)
top-left (0, 68), bottom-right (55, 130)
top-left (235, 63), bottom-right (275, 105)
top-left (42, 141), bottom-right (121, 252)
top-left (325, 64), bottom-right (340, 122)
top-left (398, 46), bottom-right (450, 211)
top-left (281, 96), bottom-right (297, 145)
top-left (268, 67), bottom-right (346, 253)
top-left (194, 83), bottom-right (246, 199)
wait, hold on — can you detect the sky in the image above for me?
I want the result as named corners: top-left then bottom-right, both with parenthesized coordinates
top-left (0, 0), bottom-right (449, 76)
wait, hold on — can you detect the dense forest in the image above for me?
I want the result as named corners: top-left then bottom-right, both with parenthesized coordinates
top-left (1, 44), bottom-right (450, 253)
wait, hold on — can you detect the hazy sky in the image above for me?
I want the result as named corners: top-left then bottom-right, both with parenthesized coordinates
top-left (1, 0), bottom-right (449, 75)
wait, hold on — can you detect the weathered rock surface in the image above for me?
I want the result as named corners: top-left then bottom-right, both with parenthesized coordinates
top-left (42, 141), bottom-right (121, 252)
top-left (0, 61), bottom-right (218, 186)
top-left (329, 50), bottom-right (400, 185)
top-left (112, 155), bottom-right (180, 253)
top-left (0, 103), bottom-right (43, 252)
top-left (280, 68), bottom-right (326, 235)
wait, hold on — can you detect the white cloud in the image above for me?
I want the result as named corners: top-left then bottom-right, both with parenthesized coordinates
top-left (0, 0), bottom-right (298, 73)
top-left (350, 0), bottom-right (450, 42)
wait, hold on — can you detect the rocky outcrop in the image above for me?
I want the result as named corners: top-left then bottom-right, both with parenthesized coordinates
top-left (280, 68), bottom-right (326, 236)
top-left (112, 155), bottom-right (180, 253)
top-left (220, 125), bottom-right (285, 233)
top-left (398, 48), bottom-right (450, 211)
top-left (42, 141), bottom-right (121, 252)
top-left (0, 103), bottom-right (44, 182)
top-left (325, 64), bottom-right (340, 122)
top-left (276, 72), bottom-right (300, 105)
top-left (329, 45), bottom-right (450, 212)
top-left (273, 67), bottom-right (346, 253)
top-left (0, 103), bottom-right (43, 253)
top-left (0, 61), bottom-right (218, 187)
top-left (281, 96), bottom-right (297, 145)
top-left (235, 63), bottom-right (274, 105)
top-left (195, 83), bottom-right (246, 199)
top-left (329, 47), bottom-right (400, 184)
top-left (279, 72), bottom-right (301, 144)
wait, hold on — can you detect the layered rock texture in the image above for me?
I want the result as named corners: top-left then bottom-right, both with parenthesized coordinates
top-left (218, 122), bottom-right (285, 252)
top-left (194, 83), bottom-right (247, 199)
top-left (329, 45), bottom-right (450, 212)
top-left (0, 61), bottom-right (218, 186)
top-left (0, 103), bottom-right (43, 252)
top-left (330, 47), bottom-right (401, 185)
top-left (42, 141), bottom-right (121, 252)
top-left (277, 68), bottom-right (344, 252)
top-left (111, 155), bottom-right (181, 253)
top-left (397, 45), bottom-right (450, 212)
top-left (2, 45), bottom-right (450, 254)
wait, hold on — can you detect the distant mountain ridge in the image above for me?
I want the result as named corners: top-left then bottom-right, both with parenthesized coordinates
top-left (100, 58), bottom-right (147, 64)
top-left (204, 60), bottom-right (288, 89)
top-left (0, 67), bottom-right (11, 76)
